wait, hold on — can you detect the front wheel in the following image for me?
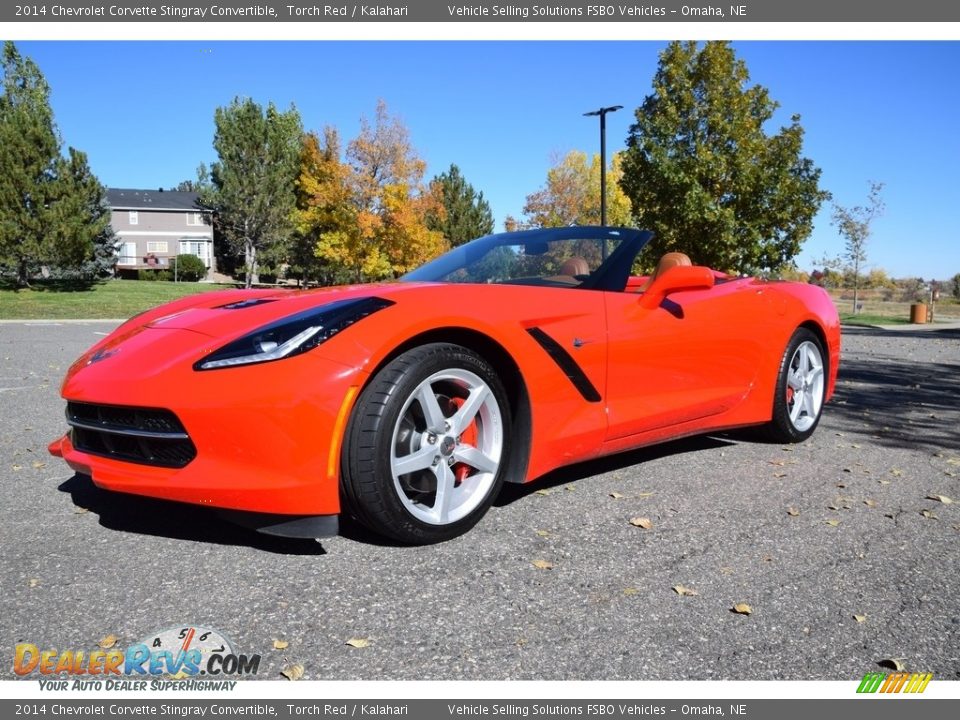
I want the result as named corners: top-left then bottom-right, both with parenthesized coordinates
top-left (764, 328), bottom-right (826, 443)
top-left (341, 343), bottom-right (511, 544)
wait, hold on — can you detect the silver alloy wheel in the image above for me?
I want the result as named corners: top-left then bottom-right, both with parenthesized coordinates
top-left (786, 340), bottom-right (825, 432)
top-left (390, 368), bottom-right (504, 526)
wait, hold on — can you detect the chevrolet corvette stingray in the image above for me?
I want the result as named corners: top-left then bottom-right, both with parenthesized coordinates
top-left (49, 227), bottom-right (840, 544)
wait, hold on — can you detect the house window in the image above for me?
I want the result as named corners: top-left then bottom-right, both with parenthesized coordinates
top-left (129, 211), bottom-right (138, 225)
top-left (118, 242), bottom-right (137, 266)
top-left (146, 241), bottom-right (169, 253)
top-left (186, 212), bottom-right (204, 226)
top-left (179, 239), bottom-right (212, 268)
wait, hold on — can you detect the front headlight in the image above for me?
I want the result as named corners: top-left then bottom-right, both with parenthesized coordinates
top-left (194, 297), bottom-right (393, 371)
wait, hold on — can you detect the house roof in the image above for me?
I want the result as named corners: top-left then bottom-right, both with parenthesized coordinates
top-left (107, 188), bottom-right (203, 211)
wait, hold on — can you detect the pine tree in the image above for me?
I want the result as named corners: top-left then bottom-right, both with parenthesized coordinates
top-left (0, 41), bottom-right (60, 285)
top-left (426, 164), bottom-right (494, 246)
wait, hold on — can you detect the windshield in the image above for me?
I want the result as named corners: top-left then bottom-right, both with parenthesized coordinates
top-left (402, 226), bottom-right (651, 292)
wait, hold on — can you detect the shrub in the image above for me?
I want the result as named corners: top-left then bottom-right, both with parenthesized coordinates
top-left (169, 254), bottom-right (207, 282)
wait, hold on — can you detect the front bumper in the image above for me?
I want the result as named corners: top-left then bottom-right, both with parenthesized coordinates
top-left (50, 332), bottom-right (368, 520)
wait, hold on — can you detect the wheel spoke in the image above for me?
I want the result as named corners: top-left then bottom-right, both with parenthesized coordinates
top-left (787, 368), bottom-right (803, 391)
top-left (393, 444), bottom-right (438, 477)
top-left (430, 462), bottom-right (456, 524)
top-left (453, 445), bottom-right (499, 474)
top-left (798, 344), bottom-right (810, 374)
top-left (802, 388), bottom-right (818, 420)
top-left (451, 385), bottom-right (489, 435)
top-left (789, 389), bottom-right (805, 423)
top-left (416, 383), bottom-right (447, 433)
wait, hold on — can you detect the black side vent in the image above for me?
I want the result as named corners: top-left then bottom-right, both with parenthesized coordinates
top-left (526, 328), bottom-right (602, 403)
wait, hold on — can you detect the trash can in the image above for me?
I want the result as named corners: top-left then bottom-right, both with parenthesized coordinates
top-left (910, 303), bottom-right (928, 324)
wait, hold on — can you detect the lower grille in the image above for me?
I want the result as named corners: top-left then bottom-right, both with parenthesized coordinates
top-left (66, 402), bottom-right (197, 469)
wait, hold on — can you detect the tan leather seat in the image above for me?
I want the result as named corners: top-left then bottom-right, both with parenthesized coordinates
top-left (559, 256), bottom-right (590, 278)
top-left (639, 252), bottom-right (692, 292)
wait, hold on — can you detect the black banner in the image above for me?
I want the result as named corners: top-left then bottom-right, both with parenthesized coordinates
top-left (4, 0), bottom-right (960, 23)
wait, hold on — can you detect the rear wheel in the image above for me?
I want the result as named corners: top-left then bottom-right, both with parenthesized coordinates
top-left (341, 343), bottom-right (510, 544)
top-left (765, 328), bottom-right (826, 443)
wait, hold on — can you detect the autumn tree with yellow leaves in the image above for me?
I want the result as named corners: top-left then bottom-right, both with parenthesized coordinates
top-left (506, 150), bottom-right (633, 231)
top-left (294, 101), bottom-right (447, 284)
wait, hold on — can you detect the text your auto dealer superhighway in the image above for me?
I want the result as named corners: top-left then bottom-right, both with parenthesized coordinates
top-left (47, 4), bottom-right (277, 18)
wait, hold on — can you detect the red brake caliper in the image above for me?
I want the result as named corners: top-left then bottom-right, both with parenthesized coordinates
top-left (447, 397), bottom-right (479, 486)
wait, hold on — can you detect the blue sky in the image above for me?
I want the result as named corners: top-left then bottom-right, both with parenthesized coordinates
top-left (15, 40), bottom-right (960, 280)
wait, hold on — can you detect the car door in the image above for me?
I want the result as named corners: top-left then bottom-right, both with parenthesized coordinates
top-left (602, 279), bottom-right (768, 442)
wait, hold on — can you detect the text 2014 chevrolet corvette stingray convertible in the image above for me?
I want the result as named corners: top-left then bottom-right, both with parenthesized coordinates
top-left (49, 227), bottom-right (840, 544)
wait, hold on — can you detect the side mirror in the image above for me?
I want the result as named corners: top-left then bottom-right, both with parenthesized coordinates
top-left (639, 265), bottom-right (715, 309)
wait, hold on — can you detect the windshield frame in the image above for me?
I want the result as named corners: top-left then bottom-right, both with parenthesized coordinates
top-left (401, 226), bottom-right (653, 292)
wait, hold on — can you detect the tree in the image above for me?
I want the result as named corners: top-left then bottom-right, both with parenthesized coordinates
top-left (291, 128), bottom-right (358, 285)
top-left (518, 150), bottom-right (633, 229)
top-left (200, 97), bottom-right (302, 287)
top-left (0, 42), bottom-right (61, 285)
top-left (621, 41), bottom-right (830, 274)
top-left (297, 101), bottom-right (446, 283)
top-left (831, 181), bottom-right (884, 314)
top-left (47, 148), bottom-right (116, 278)
top-left (0, 42), bottom-right (114, 284)
top-left (952, 273), bottom-right (960, 301)
top-left (425, 164), bottom-right (494, 246)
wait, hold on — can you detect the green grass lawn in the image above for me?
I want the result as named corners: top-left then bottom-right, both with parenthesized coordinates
top-left (0, 279), bottom-right (239, 320)
top-left (839, 313), bottom-right (913, 326)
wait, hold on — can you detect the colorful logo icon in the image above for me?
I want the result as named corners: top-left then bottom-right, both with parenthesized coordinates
top-left (857, 672), bottom-right (933, 694)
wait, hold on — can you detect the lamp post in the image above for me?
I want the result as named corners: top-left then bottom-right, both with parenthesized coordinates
top-left (583, 105), bottom-right (622, 226)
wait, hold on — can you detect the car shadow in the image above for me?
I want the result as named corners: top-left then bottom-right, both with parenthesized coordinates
top-left (830, 327), bottom-right (960, 451)
top-left (57, 474), bottom-right (327, 555)
top-left (495, 434), bottom-right (735, 506)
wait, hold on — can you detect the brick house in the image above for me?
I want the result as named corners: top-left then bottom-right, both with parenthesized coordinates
top-left (107, 188), bottom-right (214, 276)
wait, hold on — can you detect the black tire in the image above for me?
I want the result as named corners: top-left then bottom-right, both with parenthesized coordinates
top-left (341, 343), bottom-right (511, 544)
top-left (765, 327), bottom-right (827, 443)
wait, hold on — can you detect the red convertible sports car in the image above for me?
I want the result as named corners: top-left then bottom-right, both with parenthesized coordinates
top-left (50, 227), bottom-right (840, 544)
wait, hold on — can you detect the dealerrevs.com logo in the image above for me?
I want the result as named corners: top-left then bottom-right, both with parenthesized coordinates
top-left (14, 626), bottom-right (260, 691)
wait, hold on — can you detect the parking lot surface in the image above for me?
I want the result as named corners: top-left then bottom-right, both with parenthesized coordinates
top-left (2, 321), bottom-right (958, 680)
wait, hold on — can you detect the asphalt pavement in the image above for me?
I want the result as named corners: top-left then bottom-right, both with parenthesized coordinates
top-left (1, 321), bottom-right (958, 681)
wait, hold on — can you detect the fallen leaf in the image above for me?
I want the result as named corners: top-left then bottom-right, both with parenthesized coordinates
top-left (535, 530), bottom-right (550, 537)
top-left (884, 513), bottom-right (896, 519)
top-left (732, 603), bottom-right (753, 615)
top-left (97, 634), bottom-right (119, 649)
top-left (853, 615), bottom-right (867, 624)
top-left (842, 468), bottom-right (852, 473)
top-left (623, 587), bottom-right (639, 596)
top-left (851, 444), bottom-right (862, 449)
top-left (787, 507), bottom-right (800, 517)
top-left (565, 485), bottom-right (575, 492)
top-left (769, 460), bottom-right (787, 466)
top-left (273, 640), bottom-right (289, 650)
top-left (920, 509), bottom-right (938, 520)
top-left (629, 517), bottom-right (653, 530)
top-left (879, 658), bottom-right (906, 672)
top-left (531, 559), bottom-right (554, 570)
top-left (609, 492), bottom-right (625, 499)
top-left (864, 499), bottom-right (878, 508)
top-left (280, 663), bottom-right (304, 681)
top-left (878, 480), bottom-right (892, 485)
top-left (773, 472), bottom-right (787, 478)
top-left (826, 519), bottom-right (841, 527)
top-left (720, 566), bottom-right (734, 575)
top-left (836, 482), bottom-right (847, 488)
top-left (927, 494), bottom-right (953, 504)
top-left (891, 468), bottom-right (903, 477)
top-left (534, 489), bottom-right (552, 496)
top-left (12, 465), bottom-right (22, 471)
top-left (637, 492), bottom-right (656, 498)
top-left (672, 585), bottom-right (698, 597)
top-left (73, 507), bottom-right (89, 514)
top-left (28, 578), bottom-right (39, 588)
top-left (345, 638), bottom-right (370, 648)
top-left (32, 461), bottom-right (46, 469)
top-left (827, 504), bottom-right (840, 510)
top-left (762, 556), bottom-right (773, 563)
